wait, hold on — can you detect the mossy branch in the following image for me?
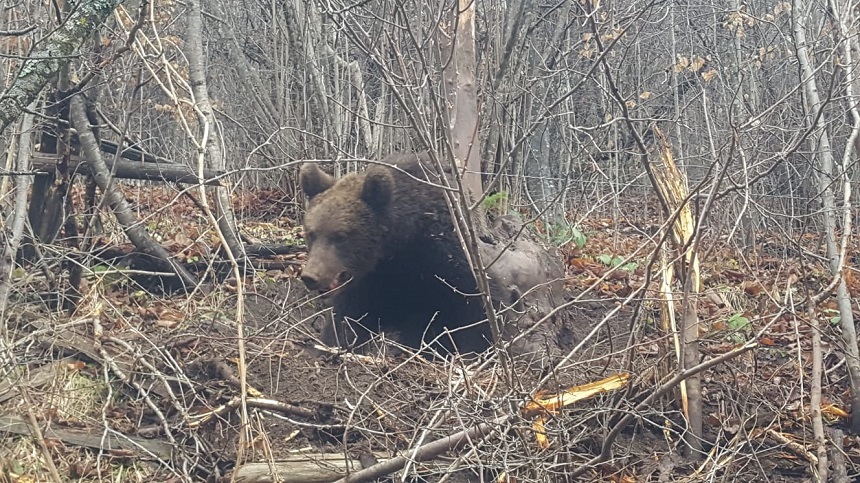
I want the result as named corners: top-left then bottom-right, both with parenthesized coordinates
top-left (0, 0), bottom-right (125, 134)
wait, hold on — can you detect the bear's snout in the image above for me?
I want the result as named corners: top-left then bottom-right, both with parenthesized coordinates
top-left (301, 267), bottom-right (350, 295)
top-left (300, 272), bottom-right (321, 292)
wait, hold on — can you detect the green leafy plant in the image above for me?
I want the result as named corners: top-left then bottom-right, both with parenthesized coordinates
top-left (90, 264), bottom-right (127, 288)
top-left (726, 312), bottom-right (751, 343)
top-left (823, 308), bottom-right (841, 326)
top-left (482, 191), bottom-right (509, 216)
top-left (596, 254), bottom-right (638, 272)
top-left (544, 220), bottom-right (587, 248)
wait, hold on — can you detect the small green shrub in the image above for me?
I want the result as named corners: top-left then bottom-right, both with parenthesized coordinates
top-left (726, 312), bottom-right (751, 343)
top-left (482, 191), bottom-right (509, 216)
top-left (545, 219), bottom-right (587, 248)
top-left (597, 254), bottom-right (638, 272)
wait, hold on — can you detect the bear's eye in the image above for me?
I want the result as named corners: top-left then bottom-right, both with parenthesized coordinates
top-left (305, 231), bottom-right (316, 244)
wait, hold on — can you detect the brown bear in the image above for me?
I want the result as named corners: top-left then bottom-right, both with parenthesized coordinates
top-left (299, 151), bottom-right (568, 358)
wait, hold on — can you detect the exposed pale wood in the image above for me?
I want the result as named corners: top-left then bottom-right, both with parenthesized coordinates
top-left (230, 453), bottom-right (382, 483)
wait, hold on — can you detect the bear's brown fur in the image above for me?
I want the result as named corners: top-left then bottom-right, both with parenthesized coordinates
top-left (300, 152), bottom-right (568, 358)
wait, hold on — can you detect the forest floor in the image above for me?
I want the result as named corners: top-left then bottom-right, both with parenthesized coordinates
top-left (2, 185), bottom-right (859, 482)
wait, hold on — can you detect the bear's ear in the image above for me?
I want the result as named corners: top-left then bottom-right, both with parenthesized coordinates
top-left (361, 168), bottom-right (394, 212)
top-left (300, 163), bottom-right (335, 200)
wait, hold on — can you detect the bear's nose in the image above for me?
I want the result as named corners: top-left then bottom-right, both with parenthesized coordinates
top-left (301, 273), bottom-right (320, 292)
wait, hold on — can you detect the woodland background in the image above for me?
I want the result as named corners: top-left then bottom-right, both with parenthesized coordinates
top-left (1, 0), bottom-right (859, 482)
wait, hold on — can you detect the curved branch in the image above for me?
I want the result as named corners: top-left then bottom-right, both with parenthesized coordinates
top-left (68, 93), bottom-right (199, 290)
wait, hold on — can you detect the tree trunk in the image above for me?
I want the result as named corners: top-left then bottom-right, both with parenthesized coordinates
top-left (0, 107), bottom-right (35, 323)
top-left (445, 0), bottom-right (482, 201)
top-left (792, 0), bottom-right (860, 438)
top-left (827, 0), bottom-right (860, 435)
top-left (23, 91), bottom-right (71, 260)
top-left (185, 0), bottom-right (243, 258)
top-left (0, 0), bottom-right (126, 134)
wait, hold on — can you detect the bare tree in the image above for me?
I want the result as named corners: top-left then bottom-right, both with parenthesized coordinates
top-left (185, 0), bottom-right (242, 256)
top-left (0, 107), bottom-right (35, 323)
top-left (789, 7), bottom-right (860, 468)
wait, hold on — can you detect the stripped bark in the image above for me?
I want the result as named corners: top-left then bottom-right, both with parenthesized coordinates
top-left (444, 0), bottom-right (482, 200)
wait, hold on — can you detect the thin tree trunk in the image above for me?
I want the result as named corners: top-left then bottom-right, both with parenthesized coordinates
top-left (479, 0), bottom-right (529, 183)
top-left (0, 107), bottom-right (35, 324)
top-left (283, 0), bottom-right (333, 152)
top-left (186, 2), bottom-right (252, 476)
top-left (445, 0), bottom-right (482, 201)
top-left (185, 0), bottom-right (243, 258)
top-left (728, 0), bottom-right (758, 250)
top-left (219, 17), bottom-right (279, 129)
top-left (808, 297), bottom-right (827, 480)
top-left (827, 0), bottom-right (860, 435)
top-left (793, 0), bottom-right (860, 441)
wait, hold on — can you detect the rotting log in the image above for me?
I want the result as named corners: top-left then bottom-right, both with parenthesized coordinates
top-left (0, 358), bottom-right (73, 406)
top-left (229, 451), bottom-right (491, 483)
top-left (229, 455), bottom-right (382, 483)
top-left (32, 154), bottom-right (224, 186)
top-left (0, 416), bottom-right (174, 460)
top-left (330, 421), bottom-right (497, 483)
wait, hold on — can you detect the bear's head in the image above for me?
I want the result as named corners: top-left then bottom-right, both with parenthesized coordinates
top-left (298, 163), bottom-right (395, 296)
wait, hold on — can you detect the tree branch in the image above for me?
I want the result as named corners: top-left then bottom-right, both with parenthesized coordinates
top-left (0, 0), bottom-right (127, 134)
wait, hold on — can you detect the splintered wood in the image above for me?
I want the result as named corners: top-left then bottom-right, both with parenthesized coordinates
top-left (523, 374), bottom-right (630, 449)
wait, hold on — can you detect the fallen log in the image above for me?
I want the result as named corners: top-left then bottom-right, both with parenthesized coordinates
top-left (229, 453), bottom-right (386, 483)
top-left (331, 421), bottom-right (498, 483)
top-left (31, 154), bottom-right (224, 186)
top-left (0, 358), bottom-right (74, 405)
top-left (97, 138), bottom-right (168, 164)
top-left (0, 415), bottom-right (175, 460)
top-left (244, 243), bottom-right (304, 257)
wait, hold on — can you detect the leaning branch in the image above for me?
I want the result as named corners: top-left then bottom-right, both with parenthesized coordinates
top-left (68, 93), bottom-right (199, 290)
top-left (330, 420), bottom-right (498, 483)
